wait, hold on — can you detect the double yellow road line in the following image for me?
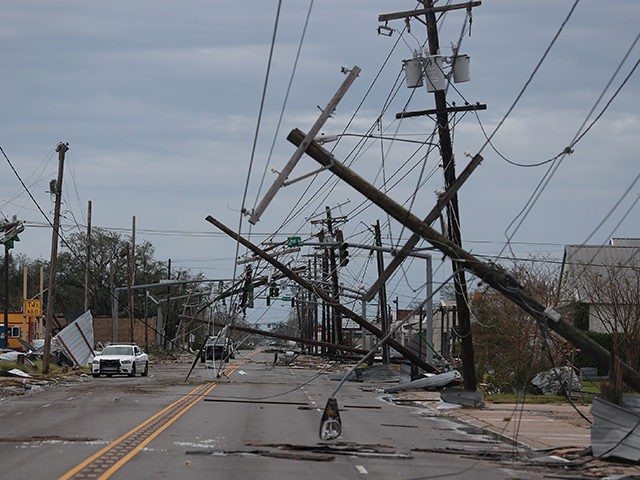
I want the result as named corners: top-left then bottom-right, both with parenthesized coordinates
top-left (60, 361), bottom-right (245, 480)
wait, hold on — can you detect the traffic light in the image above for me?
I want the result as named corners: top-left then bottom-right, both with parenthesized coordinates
top-left (339, 242), bottom-right (349, 267)
top-left (0, 220), bottom-right (24, 250)
top-left (335, 229), bottom-right (349, 267)
top-left (269, 282), bottom-right (279, 298)
top-left (241, 283), bottom-right (254, 309)
top-left (246, 284), bottom-right (254, 308)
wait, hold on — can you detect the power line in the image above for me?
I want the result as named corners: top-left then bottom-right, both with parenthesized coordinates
top-left (474, 0), bottom-right (581, 157)
top-left (251, 0), bottom-right (315, 214)
top-left (501, 27), bottom-right (640, 257)
top-left (234, 0), bottom-right (284, 313)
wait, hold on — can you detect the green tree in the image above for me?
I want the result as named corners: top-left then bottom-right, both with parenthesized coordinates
top-left (0, 251), bottom-right (30, 311)
top-left (471, 256), bottom-right (571, 393)
top-left (56, 229), bottom-right (167, 318)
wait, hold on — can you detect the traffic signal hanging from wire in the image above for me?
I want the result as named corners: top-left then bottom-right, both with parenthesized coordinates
top-left (247, 284), bottom-right (254, 308)
top-left (0, 218), bottom-right (24, 250)
top-left (339, 242), bottom-right (349, 267)
top-left (241, 266), bottom-right (254, 309)
top-left (335, 229), bottom-right (349, 267)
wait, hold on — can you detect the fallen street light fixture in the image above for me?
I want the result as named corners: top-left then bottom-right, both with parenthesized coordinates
top-left (315, 132), bottom-right (440, 150)
top-left (319, 270), bottom-right (461, 441)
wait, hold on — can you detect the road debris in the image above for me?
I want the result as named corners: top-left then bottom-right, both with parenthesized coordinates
top-left (245, 441), bottom-right (413, 459)
top-left (185, 449), bottom-right (335, 462)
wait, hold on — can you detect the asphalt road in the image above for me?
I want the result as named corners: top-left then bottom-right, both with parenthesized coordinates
top-left (0, 350), bottom-right (551, 479)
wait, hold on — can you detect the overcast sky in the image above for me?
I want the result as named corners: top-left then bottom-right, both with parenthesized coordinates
top-left (1, 1), bottom-right (638, 323)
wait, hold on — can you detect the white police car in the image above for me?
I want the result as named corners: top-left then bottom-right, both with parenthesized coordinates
top-left (91, 344), bottom-right (149, 377)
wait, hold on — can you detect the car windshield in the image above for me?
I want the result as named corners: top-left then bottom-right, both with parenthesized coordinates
top-left (101, 346), bottom-right (134, 356)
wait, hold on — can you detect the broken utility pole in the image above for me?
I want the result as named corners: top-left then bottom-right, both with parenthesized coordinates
top-left (196, 318), bottom-right (369, 357)
top-left (286, 127), bottom-right (640, 393)
top-left (205, 215), bottom-right (437, 374)
top-left (363, 151), bottom-right (483, 302)
top-left (248, 66), bottom-right (361, 225)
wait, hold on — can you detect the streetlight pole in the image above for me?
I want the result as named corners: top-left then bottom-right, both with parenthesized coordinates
top-left (316, 132), bottom-right (439, 149)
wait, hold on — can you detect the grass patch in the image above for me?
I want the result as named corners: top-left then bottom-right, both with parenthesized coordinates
top-left (581, 381), bottom-right (603, 394)
top-left (0, 359), bottom-right (90, 379)
top-left (486, 393), bottom-right (568, 404)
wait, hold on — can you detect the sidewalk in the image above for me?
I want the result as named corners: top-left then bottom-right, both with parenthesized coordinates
top-left (389, 390), bottom-right (592, 451)
top-left (447, 401), bottom-right (592, 451)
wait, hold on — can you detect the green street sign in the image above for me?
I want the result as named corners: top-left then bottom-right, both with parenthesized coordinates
top-left (280, 296), bottom-right (291, 301)
top-left (287, 236), bottom-right (303, 247)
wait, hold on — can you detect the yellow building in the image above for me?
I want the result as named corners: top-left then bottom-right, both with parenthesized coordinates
top-left (1, 312), bottom-right (39, 350)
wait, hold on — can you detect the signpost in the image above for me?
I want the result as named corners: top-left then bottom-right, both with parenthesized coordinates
top-left (25, 299), bottom-right (42, 317)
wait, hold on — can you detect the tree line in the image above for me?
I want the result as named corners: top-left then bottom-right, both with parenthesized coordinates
top-left (2, 229), bottom-right (206, 340)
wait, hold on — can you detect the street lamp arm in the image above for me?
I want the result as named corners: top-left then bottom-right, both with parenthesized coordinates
top-left (316, 132), bottom-right (440, 150)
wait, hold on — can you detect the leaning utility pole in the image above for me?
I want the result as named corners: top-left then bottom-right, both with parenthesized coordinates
top-left (206, 215), bottom-right (437, 373)
top-left (287, 127), bottom-right (640, 393)
top-left (43, 142), bottom-right (68, 374)
top-left (248, 66), bottom-right (361, 225)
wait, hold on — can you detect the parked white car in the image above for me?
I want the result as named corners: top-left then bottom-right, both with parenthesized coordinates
top-left (91, 344), bottom-right (149, 378)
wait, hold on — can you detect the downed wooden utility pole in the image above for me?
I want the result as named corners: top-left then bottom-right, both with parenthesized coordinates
top-left (287, 127), bottom-right (640, 393)
top-left (205, 215), bottom-right (437, 373)
top-left (190, 317), bottom-right (369, 356)
top-left (363, 151), bottom-right (483, 302)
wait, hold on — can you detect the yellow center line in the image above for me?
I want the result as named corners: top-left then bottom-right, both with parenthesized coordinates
top-left (97, 382), bottom-right (218, 480)
top-left (59, 356), bottom-right (250, 480)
